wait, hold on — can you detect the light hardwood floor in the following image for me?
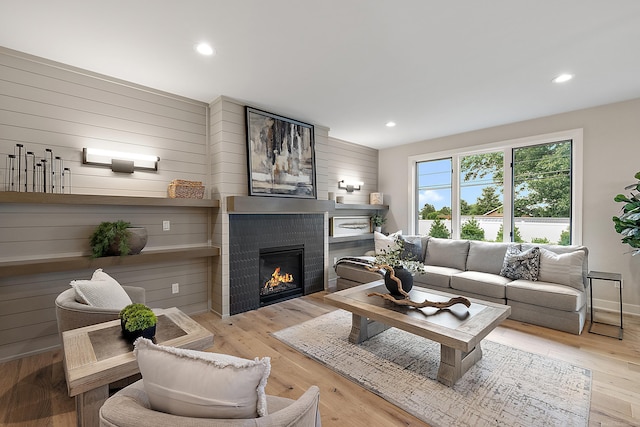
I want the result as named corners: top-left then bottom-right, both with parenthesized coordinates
top-left (0, 292), bottom-right (638, 426)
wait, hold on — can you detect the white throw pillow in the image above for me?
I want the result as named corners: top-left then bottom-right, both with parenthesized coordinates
top-left (538, 248), bottom-right (585, 290)
top-left (70, 269), bottom-right (132, 309)
top-left (134, 338), bottom-right (271, 419)
top-left (374, 230), bottom-right (402, 255)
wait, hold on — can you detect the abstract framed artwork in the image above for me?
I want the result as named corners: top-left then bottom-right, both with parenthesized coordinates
top-left (245, 107), bottom-right (317, 198)
top-left (330, 216), bottom-right (372, 237)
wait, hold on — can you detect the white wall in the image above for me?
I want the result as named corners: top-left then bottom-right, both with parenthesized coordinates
top-left (379, 98), bottom-right (640, 315)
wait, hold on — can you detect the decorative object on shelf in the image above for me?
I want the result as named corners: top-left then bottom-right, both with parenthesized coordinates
top-left (245, 106), bottom-right (316, 199)
top-left (89, 220), bottom-right (148, 258)
top-left (3, 144), bottom-right (71, 193)
top-left (328, 191), bottom-right (335, 201)
top-left (119, 303), bottom-right (157, 342)
top-left (82, 147), bottom-right (160, 172)
top-left (336, 196), bottom-right (344, 203)
top-left (338, 179), bottom-right (363, 192)
top-left (330, 216), bottom-right (371, 237)
top-left (613, 170), bottom-right (640, 255)
top-left (370, 192), bottom-right (383, 205)
top-left (168, 179), bottom-right (205, 199)
top-left (370, 213), bottom-right (386, 233)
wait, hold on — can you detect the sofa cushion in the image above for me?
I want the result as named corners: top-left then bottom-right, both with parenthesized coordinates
top-left (506, 279), bottom-right (586, 312)
top-left (451, 271), bottom-right (511, 299)
top-left (134, 338), bottom-right (270, 419)
top-left (414, 265), bottom-right (461, 288)
top-left (424, 238), bottom-right (469, 270)
top-left (374, 230), bottom-right (402, 255)
top-left (335, 257), bottom-right (381, 283)
top-left (500, 245), bottom-right (540, 281)
top-left (466, 241), bottom-right (512, 275)
top-left (537, 248), bottom-right (585, 291)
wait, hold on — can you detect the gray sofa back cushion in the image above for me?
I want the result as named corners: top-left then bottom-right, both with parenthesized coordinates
top-left (424, 238), bottom-right (469, 270)
top-left (466, 241), bottom-right (513, 275)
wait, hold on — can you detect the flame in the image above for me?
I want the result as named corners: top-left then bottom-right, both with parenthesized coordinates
top-left (264, 267), bottom-right (294, 291)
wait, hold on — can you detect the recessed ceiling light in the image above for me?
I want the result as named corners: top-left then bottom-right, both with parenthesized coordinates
top-left (552, 73), bottom-right (573, 83)
top-left (195, 42), bottom-right (215, 56)
top-left (386, 121), bottom-right (396, 127)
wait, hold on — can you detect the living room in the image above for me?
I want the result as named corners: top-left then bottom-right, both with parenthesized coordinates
top-left (1, 2), bottom-right (640, 426)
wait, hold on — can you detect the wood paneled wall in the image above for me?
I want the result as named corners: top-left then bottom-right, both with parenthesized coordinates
top-left (0, 47), bottom-right (211, 362)
top-left (0, 46), bottom-right (381, 360)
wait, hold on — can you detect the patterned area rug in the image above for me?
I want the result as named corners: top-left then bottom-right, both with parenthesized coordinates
top-left (273, 309), bottom-right (591, 427)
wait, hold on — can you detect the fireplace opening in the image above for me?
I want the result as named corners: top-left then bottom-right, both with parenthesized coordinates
top-left (259, 245), bottom-right (304, 306)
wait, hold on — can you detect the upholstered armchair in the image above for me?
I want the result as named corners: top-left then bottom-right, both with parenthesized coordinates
top-left (55, 285), bottom-right (146, 336)
top-left (99, 380), bottom-right (321, 427)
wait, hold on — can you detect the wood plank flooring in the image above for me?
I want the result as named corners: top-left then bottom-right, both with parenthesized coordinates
top-left (0, 292), bottom-right (638, 426)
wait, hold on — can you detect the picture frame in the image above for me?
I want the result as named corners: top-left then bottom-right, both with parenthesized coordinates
top-left (330, 216), bottom-right (372, 237)
top-left (245, 107), bottom-right (317, 198)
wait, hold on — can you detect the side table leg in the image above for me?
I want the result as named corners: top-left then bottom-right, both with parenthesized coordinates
top-left (76, 385), bottom-right (109, 427)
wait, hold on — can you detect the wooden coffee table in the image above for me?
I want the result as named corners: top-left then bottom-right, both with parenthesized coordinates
top-left (325, 280), bottom-right (511, 386)
top-left (62, 307), bottom-right (214, 427)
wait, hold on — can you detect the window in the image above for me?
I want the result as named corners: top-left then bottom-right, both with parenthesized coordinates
top-left (412, 130), bottom-right (582, 245)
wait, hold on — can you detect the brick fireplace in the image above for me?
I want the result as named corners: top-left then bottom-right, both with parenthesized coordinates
top-left (228, 212), bottom-right (325, 314)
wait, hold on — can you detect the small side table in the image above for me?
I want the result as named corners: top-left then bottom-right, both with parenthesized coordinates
top-left (587, 270), bottom-right (623, 340)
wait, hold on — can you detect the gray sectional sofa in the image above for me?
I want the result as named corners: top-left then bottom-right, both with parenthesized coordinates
top-left (334, 237), bottom-right (589, 335)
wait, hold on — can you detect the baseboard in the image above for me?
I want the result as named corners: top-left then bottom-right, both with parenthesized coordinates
top-left (593, 297), bottom-right (640, 317)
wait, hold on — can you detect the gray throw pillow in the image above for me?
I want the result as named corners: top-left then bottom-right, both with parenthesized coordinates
top-left (500, 245), bottom-right (540, 281)
top-left (400, 236), bottom-right (423, 261)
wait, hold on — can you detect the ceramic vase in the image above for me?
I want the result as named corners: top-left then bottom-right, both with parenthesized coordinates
top-left (384, 266), bottom-right (413, 296)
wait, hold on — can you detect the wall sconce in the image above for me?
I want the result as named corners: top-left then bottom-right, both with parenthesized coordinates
top-left (338, 179), bottom-right (363, 192)
top-left (82, 148), bottom-right (160, 173)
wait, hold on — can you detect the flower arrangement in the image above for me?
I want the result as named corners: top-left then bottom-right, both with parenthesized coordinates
top-left (374, 235), bottom-right (425, 274)
top-left (370, 213), bottom-right (386, 228)
top-left (119, 303), bottom-right (157, 333)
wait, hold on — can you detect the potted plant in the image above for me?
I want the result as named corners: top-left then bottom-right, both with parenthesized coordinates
top-left (373, 235), bottom-right (425, 295)
top-left (371, 213), bottom-right (386, 233)
top-left (89, 220), bottom-right (147, 258)
top-left (613, 171), bottom-right (640, 255)
top-left (119, 303), bottom-right (157, 341)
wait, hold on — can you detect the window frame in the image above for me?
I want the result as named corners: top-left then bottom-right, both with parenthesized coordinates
top-left (409, 129), bottom-right (583, 244)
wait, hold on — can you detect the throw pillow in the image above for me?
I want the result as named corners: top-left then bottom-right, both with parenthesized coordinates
top-left (70, 269), bottom-right (132, 309)
top-left (499, 245), bottom-right (540, 281)
top-left (538, 248), bottom-right (585, 290)
top-left (134, 338), bottom-right (271, 419)
top-left (374, 230), bottom-right (402, 255)
top-left (400, 235), bottom-right (423, 261)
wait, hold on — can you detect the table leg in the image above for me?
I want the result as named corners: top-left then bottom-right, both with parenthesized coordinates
top-left (437, 343), bottom-right (483, 386)
top-left (349, 313), bottom-right (390, 344)
top-left (75, 385), bottom-right (109, 427)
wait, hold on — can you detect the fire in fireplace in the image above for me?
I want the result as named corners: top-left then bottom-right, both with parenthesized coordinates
top-left (259, 245), bottom-right (304, 306)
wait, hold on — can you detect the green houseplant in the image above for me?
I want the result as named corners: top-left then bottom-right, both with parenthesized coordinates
top-left (119, 303), bottom-right (157, 341)
top-left (613, 171), bottom-right (640, 255)
top-left (89, 220), bottom-right (147, 258)
top-left (370, 213), bottom-right (386, 232)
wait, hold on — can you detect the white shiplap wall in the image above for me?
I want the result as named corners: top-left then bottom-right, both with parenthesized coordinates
top-left (0, 47), bottom-right (211, 362)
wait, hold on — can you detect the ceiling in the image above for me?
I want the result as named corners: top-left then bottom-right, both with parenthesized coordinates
top-left (1, 1), bottom-right (640, 149)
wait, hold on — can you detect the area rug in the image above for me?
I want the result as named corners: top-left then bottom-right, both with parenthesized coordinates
top-left (273, 309), bottom-right (591, 427)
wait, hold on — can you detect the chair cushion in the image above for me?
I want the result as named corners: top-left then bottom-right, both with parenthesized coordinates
top-left (70, 269), bottom-right (132, 309)
top-left (134, 338), bottom-right (270, 419)
top-left (538, 248), bottom-right (585, 291)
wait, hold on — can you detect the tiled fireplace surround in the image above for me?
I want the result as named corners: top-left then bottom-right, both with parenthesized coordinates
top-left (228, 212), bottom-right (325, 315)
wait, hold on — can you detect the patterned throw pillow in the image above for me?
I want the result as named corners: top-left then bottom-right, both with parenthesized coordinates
top-left (400, 236), bottom-right (423, 261)
top-left (500, 245), bottom-right (541, 281)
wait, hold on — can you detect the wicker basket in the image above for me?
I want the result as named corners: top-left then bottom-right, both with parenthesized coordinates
top-left (168, 179), bottom-right (205, 199)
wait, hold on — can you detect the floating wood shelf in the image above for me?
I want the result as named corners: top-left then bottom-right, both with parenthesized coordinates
top-left (329, 234), bottom-right (375, 244)
top-left (334, 203), bottom-right (389, 210)
top-left (0, 192), bottom-right (220, 208)
top-left (0, 246), bottom-right (220, 277)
